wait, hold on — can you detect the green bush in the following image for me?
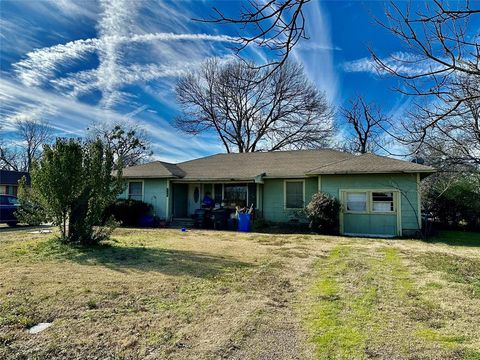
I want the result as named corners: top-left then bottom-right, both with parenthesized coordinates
top-left (16, 138), bottom-right (124, 245)
top-left (305, 192), bottom-right (341, 234)
top-left (104, 199), bottom-right (153, 227)
top-left (423, 172), bottom-right (480, 230)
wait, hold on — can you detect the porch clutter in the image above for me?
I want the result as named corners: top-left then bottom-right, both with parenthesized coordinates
top-left (191, 201), bottom-right (255, 232)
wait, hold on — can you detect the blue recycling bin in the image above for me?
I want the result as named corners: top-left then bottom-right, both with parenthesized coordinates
top-left (238, 213), bottom-right (251, 232)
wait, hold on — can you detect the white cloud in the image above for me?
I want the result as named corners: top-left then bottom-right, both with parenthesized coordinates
top-left (13, 39), bottom-right (100, 87)
top-left (13, 30), bottom-right (238, 107)
top-left (342, 52), bottom-right (447, 77)
top-left (292, 1), bottom-right (339, 105)
top-left (0, 77), bottom-right (224, 162)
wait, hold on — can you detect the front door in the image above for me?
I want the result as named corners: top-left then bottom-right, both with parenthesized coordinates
top-left (172, 183), bottom-right (188, 218)
top-left (188, 183), bottom-right (201, 217)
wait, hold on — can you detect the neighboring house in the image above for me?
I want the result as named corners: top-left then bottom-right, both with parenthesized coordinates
top-left (119, 149), bottom-right (435, 237)
top-left (0, 170), bottom-right (30, 196)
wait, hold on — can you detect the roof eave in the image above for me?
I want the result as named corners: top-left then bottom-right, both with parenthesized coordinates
top-left (121, 174), bottom-right (181, 179)
top-left (308, 169), bottom-right (436, 175)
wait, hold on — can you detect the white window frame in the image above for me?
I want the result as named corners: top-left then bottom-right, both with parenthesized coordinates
top-left (339, 188), bottom-right (402, 237)
top-left (342, 189), bottom-right (398, 214)
top-left (371, 191), bottom-right (395, 214)
top-left (128, 180), bottom-right (144, 201)
top-left (284, 179), bottom-right (305, 210)
top-left (344, 191), bottom-right (369, 214)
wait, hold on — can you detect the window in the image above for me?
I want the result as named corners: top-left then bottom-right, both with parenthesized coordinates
top-left (224, 184), bottom-right (247, 207)
top-left (372, 192), bottom-right (394, 212)
top-left (128, 181), bottom-right (143, 201)
top-left (0, 185), bottom-right (17, 196)
top-left (285, 181), bottom-right (304, 209)
top-left (346, 192), bottom-right (367, 212)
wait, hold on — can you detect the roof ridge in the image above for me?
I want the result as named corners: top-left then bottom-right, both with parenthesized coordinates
top-left (177, 148), bottom-right (350, 164)
top-left (306, 154), bottom-right (356, 173)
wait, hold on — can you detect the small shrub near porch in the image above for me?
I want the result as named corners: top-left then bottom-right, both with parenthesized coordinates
top-left (305, 192), bottom-right (341, 234)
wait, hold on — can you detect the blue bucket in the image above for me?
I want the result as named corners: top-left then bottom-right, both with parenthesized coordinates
top-left (237, 213), bottom-right (251, 232)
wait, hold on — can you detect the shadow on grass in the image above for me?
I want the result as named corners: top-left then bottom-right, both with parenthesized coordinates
top-left (426, 231), bottom-right (480, 247)
top-left (32, 240), bottom-right (252, 278)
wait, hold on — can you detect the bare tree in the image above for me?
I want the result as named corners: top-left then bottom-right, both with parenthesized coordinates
top-left (0, 120), bottom-right (52, 171)
top-left (372, 1), bottom-right (480, 165)
top-left (340, 96), bottom-right (390, 154)
top-left (17, 119), bottom-right (53, 171)
top-left (175, 59), bottom-right (333, 153)
top-left (0, 128), bottom-right (21, 171)
top-left (200, 0), bottom-right (309, 76)
top-left (88, 120), bottom-right (153, 168)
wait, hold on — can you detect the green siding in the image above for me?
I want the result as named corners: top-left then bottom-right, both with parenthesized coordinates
top-left (262, 177), bottom-right (318, 223)
top-left (343, 213), bottom-right (397, 236)
top-left (144, 179), bottom-right (168, 219)
top-left (119, 179), bottom-right (168, 219)
top-left (321, 174), bottom-right (420, 235)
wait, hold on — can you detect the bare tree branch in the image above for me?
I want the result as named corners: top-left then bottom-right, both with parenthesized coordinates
top-left (175, 58), bottom-right (332, 153)
top-left (198, 0), bottom-right (310, 77)
top-left (372, 1), bottom-right (480, 166)
top-left (339, 96), bottom-right (391, 154)
top-left (87, 120), bottom-right (153, 168)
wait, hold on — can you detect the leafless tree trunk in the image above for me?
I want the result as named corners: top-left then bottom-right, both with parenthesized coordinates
top-left (175, 59), bottom-right (333, 153)
top-left (371, 1), bottom-right (480, 165)
top-left (340, 96), bottom-right (390, 154)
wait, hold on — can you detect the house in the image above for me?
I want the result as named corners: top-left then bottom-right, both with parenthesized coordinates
top-left (0, 170), bottom-right (30, 196)
top-left (119, 149), bottom-right (435, 237)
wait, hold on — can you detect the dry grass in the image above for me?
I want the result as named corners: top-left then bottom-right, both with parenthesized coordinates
top-left (0, 227), bottom-right (479, 359)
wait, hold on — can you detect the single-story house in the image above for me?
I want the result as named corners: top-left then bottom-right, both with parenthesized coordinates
top-left (119, 149), bottom-right (435, 237)
top-left (0, 170), bottom-right (30, 196)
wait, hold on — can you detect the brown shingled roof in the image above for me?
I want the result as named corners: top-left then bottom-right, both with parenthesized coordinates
top-left (177, 149), bottom-right (353, 180)
top-left (121, 150), bottom-right (435, 180)
top-left (122, 161), bottom-right (184, 178)
top-left (306, 153), bottom-right (435, 175)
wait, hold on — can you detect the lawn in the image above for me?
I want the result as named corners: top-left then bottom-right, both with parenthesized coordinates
top-left (0, 228), bottom-right (479, 359)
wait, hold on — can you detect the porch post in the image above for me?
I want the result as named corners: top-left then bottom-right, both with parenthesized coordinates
top-left (166, 179), bottom-right (170, 220)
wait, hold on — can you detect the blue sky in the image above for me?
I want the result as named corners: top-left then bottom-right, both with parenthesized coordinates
top-left (0, 0), bottom-right (441, 162)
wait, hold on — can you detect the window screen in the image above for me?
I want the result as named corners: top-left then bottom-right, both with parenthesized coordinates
top-left (346, 192), bottom-right (367, 212)
top-left (128, 182), bottom-right (143, 201)
top-left (372, 192), bottom-right (394, 212)
top-left (285, 181), bottom-right (304, 209)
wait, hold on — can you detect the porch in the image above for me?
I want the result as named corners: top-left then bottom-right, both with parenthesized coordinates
top-left (169, 181), bottom-right (261, 221)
